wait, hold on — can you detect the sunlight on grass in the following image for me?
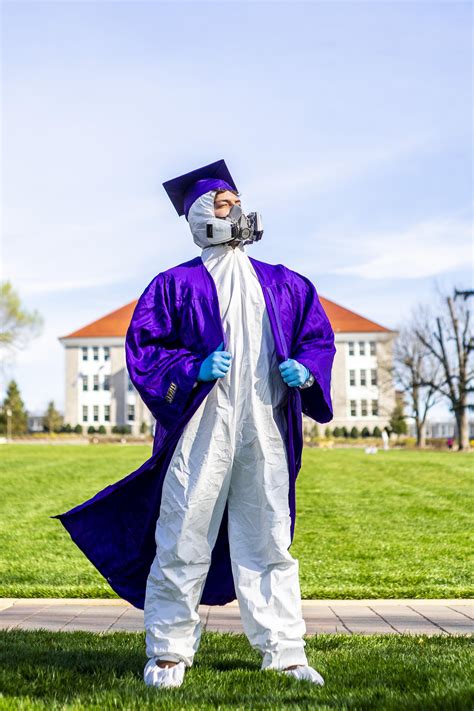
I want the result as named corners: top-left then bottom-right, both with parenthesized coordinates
top-left (0, 445), bottom-right (472, 599)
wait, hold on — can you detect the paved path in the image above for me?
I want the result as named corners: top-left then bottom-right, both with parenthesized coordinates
top-left (0, 599), bottom-right (472, 636)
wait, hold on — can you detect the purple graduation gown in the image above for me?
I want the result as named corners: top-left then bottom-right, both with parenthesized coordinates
top-left (52, 255), bottom-right (336, 609)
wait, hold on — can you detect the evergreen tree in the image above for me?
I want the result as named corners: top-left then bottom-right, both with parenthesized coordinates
top-left (361, 427), bottom-right (370, 437)
top-left (389, 402), bottom-right (408, 436)
top-left (0, 380), bottom-right (28, 435)
top-left (43, 401), bottom-right (63, 433)
top-left (350, 426), bottom-right (359, 439)
top-left (373, 426), bottom-right (382, 437)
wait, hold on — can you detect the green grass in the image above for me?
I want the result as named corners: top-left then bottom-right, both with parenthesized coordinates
top-left (0, 630), bottom-right (472, 710)
top-left (0, 445), bottom-right (472, 599)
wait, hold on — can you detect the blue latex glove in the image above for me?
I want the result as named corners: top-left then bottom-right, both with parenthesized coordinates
top-left (197, 341), bottom-right (232, 382)
top-left (279, 358), bottom-right (310, 387)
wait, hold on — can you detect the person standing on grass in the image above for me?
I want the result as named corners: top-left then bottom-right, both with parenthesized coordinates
top-left (54, 158), bottom-right (336, 691)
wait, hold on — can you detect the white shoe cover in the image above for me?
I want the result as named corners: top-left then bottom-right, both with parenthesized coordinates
top-left (282, 664), bottom-right (325, 685)
top-left (143, 658), bottom-right (186, 688)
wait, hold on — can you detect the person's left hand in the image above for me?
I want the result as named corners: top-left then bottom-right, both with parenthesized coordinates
top-left (278, 359), bottom-right (310, 387)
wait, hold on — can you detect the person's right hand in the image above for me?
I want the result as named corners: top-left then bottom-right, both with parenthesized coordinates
top-left (197, 341), bottom-right (232, 382)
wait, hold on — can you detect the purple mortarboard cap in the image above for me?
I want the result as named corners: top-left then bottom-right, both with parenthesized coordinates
top-left (163, 159), bottom-right (238, 219)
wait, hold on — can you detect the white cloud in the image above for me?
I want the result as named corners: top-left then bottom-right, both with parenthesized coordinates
top-left (2, 195), bottom-right (194, 298)
top-left (243, 132), bottom-right (439, 203)
top-left (329, 216), bottom-right (472, 280)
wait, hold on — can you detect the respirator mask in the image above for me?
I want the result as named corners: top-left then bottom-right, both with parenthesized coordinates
top-left (206, 204), bottom-right (264, 247)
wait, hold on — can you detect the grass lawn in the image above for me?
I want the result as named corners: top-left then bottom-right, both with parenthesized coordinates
top-left (0, 445), bottom-right (472, 599)
top-left (0, 630), bottom-right (472, 710)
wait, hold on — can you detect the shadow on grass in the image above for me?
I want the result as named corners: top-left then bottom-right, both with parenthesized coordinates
top-left (0, 630), bottom-right (472, 710)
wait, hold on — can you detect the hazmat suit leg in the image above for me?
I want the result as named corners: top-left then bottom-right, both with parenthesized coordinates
top-left (143, 381), bottom-right (235, 668)
top-left (226, 409), bottom-right (309, 671)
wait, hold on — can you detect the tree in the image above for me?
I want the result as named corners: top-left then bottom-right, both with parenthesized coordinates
top-left (415, 288), bottom-right (473, 450)
top-left (392, 310), bottom-right (442, 448)
top-left (0, 380), bottom-right (28, 435)
top-left (0, 281), bottom-right (43, 366)
top-left (389, 402), bottom-right (408, 439)
top-left (43, 401), bottom-right (63, 433)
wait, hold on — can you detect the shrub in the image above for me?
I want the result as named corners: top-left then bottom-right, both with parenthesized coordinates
top-left (361, 427), bottom-right (370, 438)
top-left (373, 426), bottom-right (382, 437)
top-left (74, 424), bottom-right (83, 434)
top-left (333, 427), bottom-right (342, 438)
top-left (140, 421), bottom-right (148, 434)
top-left (87, 426), bottom-right (96, 434)
top-left (112, 425), bottom-right (132, 435)
top-left (341, 426), bottom-right (349, 438)
top-left (98, 425), bottom-right (106, 434)
top-left (350, 426), bottom-right (359, 439)
top-left (324, 427), bottom-right (332, 438)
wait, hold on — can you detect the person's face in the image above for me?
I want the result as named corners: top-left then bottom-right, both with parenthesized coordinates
top-left (214, 190), bottom-right (241, 218)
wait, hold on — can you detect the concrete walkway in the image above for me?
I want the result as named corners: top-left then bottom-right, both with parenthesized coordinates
top-left (0, 599), bottom-right (472, 636)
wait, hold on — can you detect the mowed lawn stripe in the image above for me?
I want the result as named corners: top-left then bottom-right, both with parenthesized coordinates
top-left (0, 445), bottom-right (472, 599)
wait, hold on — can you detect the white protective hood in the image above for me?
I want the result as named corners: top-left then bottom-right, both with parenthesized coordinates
top-left (187, 191), bottom-right (242, 250)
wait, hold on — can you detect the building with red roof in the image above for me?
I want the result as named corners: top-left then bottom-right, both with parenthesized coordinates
top-left (59, 297), bottom-right (397, 436)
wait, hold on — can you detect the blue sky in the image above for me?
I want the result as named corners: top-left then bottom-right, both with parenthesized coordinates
top-left (2, 0), bottom-right (472, 417)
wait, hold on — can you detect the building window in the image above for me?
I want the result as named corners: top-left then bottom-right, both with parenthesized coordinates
top-left (371, 369), bottom-right (377, 386)
top-left (93, 405), bottom-right (99, 422)
top-left (104, 405), bottom-right (110, 422)
top-left (93, 375), bottom-right (99, 391)
top-left (128, 376), bottom-right (134, 392)
top-left (93, 346), bottom-right (99, 361)
top-left (82, 375), bottom-right (88, 392)
top-left (349, 370), bottom-right (356, 386)
top-left (82, 405), bottom-right (88, 423)
top-left (361, 399), bottom-right (368, 416)
top-left (104, 347), bottom-right (110, 361)
top-left (360, 369), bottom-right (367, 386)
top-left (371, 399), bottom-right (378, 416)
top-left (127, 403), bottom-right (135, 422)
top-left (103, 374), bottom-right (110, 391)
top-left (348, 341), bottom-right (355, 356)
top-left (82, 347), bottom-right (88, 361)
top-left (350, 400), bottom-right (357, 417)
top-left (359, 341), bottom-right (366, 356)
top-left (370, 341), bottom-right (376, 356)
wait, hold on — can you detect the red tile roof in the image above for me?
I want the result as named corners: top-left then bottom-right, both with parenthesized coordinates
top-left (60, 296), bottom-right (394, 340)
top-left (320, 297), bottom-right (394, 334)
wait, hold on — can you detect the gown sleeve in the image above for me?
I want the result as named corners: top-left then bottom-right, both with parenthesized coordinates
top-left (125, 272), bottom-right (203, 429)
top-left (290, 274), bottom-right (337, 424)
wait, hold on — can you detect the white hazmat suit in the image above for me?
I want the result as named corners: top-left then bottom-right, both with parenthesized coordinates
top-left (144, 191), bottom-right (309, 671)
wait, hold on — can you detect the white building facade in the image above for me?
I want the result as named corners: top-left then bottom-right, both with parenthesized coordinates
top-left (60, 297), bottom-right (397, 436)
